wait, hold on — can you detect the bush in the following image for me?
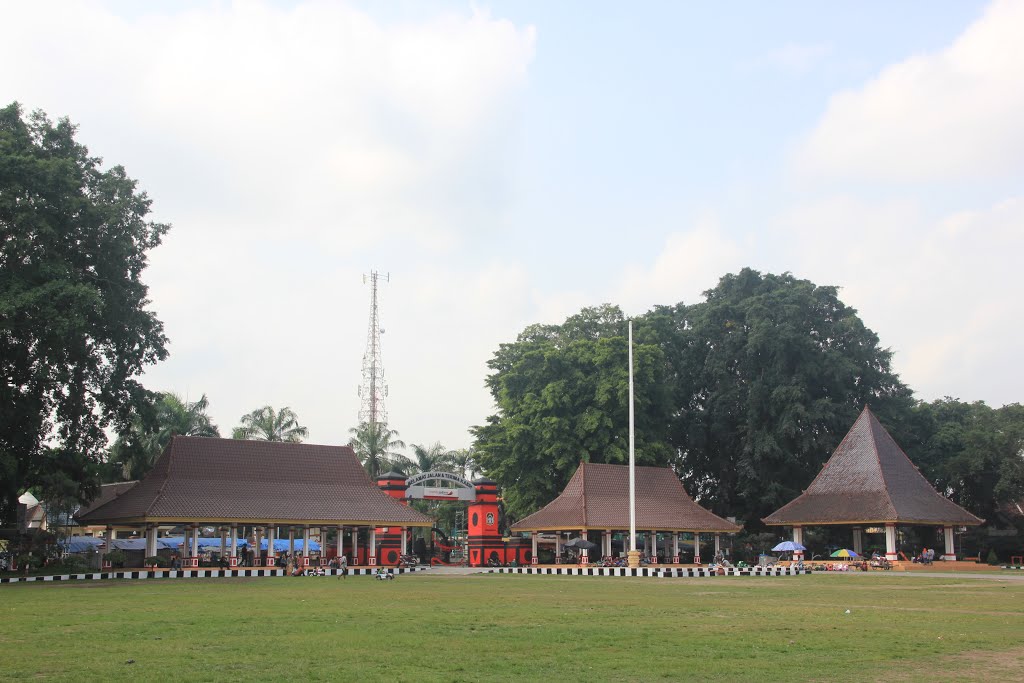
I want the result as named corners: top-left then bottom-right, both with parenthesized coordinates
top-left (145, 555), bottom-right (161, 567)
top-left (54, 555), bottom-right (92, 573)
top-left (106, 550), bottom-right (126, 568)
top-left (986, 549), bottom-right (1000, 565)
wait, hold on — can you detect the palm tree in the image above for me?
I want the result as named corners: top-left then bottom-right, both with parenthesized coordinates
top-left (410, 442), bottom-right (456, 475)
top-left (232, 406), bottom-right (308, 442)
top-left (111, 392), bottom-right (219, 479)
top-left (450, 447), bottom-right (479, 481)
top-left (348, 422), bottom-right (410, 478)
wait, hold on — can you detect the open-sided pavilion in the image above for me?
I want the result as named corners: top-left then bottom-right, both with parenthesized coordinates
top-left (763, 406), bottom-right (983, 562)
top-left (511, 462), bottom-right (741, 564)
top-left (76, 436), bottom-right (432, 568)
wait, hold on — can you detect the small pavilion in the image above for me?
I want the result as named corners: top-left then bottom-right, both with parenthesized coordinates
top-left (763, 406), bottom-right (983, 561)
top-left (77, 436), bottom-right (432, 568)
top-left (511, 462), bottom-right (741, 564)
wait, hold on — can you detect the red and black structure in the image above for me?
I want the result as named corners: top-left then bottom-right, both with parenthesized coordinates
top-left (375, 471), bottom-right (412, 566)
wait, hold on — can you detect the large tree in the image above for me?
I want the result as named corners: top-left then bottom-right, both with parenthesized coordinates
top-left (644, 268), bottom-right (914, 526)
top-left (348, 422), bottom-right (410, 478)
top-left (232, 405), bottom-right (308, 443)
top-left (409, 442), bottom-right (456, 475)
top-left (0, 103), bottom-right (169, 524)
top-left (904, 399), bottom-right (1024, 522)
top-left (472, 304), bottom-right (675, 520)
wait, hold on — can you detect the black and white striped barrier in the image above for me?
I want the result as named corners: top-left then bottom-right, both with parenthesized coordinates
top-left (0, 565), bottom-right (430, 584)
top-left (487, 566), bottom-right (810, 577)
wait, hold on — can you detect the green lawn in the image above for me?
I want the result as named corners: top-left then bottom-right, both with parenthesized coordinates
top-left (2, 573), bottom-right (1023, 682)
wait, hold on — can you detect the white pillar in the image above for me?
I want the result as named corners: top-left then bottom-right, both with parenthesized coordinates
top-left (401, 527), bottom-right (408, 555)
top-left (531, 532), bottom-right (539, 565)
top-left (102, 526), bottom-right (113, 568)
top-left (792, 527), bottom-right (804, 561)
top-left (220, 527), bottom-right (227, 559)
top-left (369, 527), bottom-right (377, 566)
top-left (352, 527), bottom-right (358, 565)
top-left (672, 533), bottom-right (679, 564)
top-left (254, 527), bottom-right (263, 566)
top-left (266, 526), bottom-right (276, 566)
top-left (650, 531), bottom-right (658, 563)
top-left (230, 524), bottom-right (238, 567)
top-left (190, 526), bottom-right (200, 566)
top-left (853, 527), bottom-right (864, 556)
top-left (694, 532), bottom-right (701, 564)
top-left (714, 533), bottom-right (722, 558)
top-left (555, 533), bottom-right (562, 564)
top-left (885, 524), bottom-right (897, 561)
top-left (302, 526), bottom-right (310, 566)
top-left (337, 525), bottom-right (344, 562)
top-left (580, 530), bottom-right (588, 565)
top-left (145, 524), bottom-right (158, 560)
top-left (942, 526), bottom-right (956, 561)
top-left (288, 527), bottom-right (296, 559)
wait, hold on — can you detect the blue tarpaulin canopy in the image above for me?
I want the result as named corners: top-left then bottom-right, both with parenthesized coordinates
top-left (158, 536), bottom-right (250, 550)
top-left (261, 538), bottom-right (320, 552)
top-left (59, 536), bottom-right (105, 553)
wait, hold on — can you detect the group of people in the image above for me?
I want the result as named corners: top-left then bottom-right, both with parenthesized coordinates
top-left (913, 547), bottom-right (936, 564)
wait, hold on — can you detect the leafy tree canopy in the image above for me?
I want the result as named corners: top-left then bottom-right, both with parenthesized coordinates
top-left (232, 405), bottom-right (307, 443)
top-left (473, 304), bottom-right (674, 520)
top-left (0, 103), bottom-right (169, 524)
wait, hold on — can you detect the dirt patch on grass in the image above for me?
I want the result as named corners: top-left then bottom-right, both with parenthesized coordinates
top-left (884, 645), bottom-right (1024, 681)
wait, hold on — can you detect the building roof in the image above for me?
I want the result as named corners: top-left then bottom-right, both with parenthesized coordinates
top-left (76, 482), bottom-right (139, 521)
top-left (511, 462), bottom-right (741, 533)
top-left (763, 406), bottom-right (984, 527)
top-left (76, 436), bottom-right (433, 527)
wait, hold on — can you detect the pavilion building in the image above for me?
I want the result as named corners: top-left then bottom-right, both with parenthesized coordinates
top-left (76, 436), bottom-right (432, 568)
top-left (763, 406), bottom-right (983, 562)
top-left (511, 462), bottom-right (741, 565)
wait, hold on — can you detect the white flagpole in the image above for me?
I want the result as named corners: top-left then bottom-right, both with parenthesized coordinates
top-left (628, 320), bottom-right (636, 552)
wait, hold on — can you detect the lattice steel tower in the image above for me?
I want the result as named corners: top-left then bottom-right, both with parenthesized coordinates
top-left (358, 271), bottom-right (389, 426)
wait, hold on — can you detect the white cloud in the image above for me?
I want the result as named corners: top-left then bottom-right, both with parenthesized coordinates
top-left (0, 1), bottom-right (537, 450)
top-left (756, 43), bottom-right (833, 75)
top-left (795, 0), bottom-right (1024, 182)
top-left (615, 215), bottom-right (746, 314)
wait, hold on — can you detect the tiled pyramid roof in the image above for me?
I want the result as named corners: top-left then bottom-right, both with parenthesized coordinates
top-left (511, 462), bottom-right (740, 532)
top-left (77, 436), bottom-right (432, 526)
top-left (763, 406), bottom-right (983, 526)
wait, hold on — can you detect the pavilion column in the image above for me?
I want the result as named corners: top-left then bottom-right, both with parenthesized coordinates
top-left (401, 527), bottom-right (408, 556)
top-left (351, 527), bottom-right (358, 565)
top-left (145, 524), bottom-right (158, 560)
top-left (672, 533), bottom-right (680, 564)
top-left (942, 526), bottom-right (956, 561)
top-left (579, 530), bottom-right (588, 565)
top-left (852, 527), bottom-right (864, 556)
top-left (792, 527), bottom-right (804, 562)
top-left (337, 525), bottom-right (344, 562)
top-left (650, 531), bottom-right (658, 564)
top-left (180, 526), bottom-right (190, 567)
top-left (220, 527), bottom-right (227, 561)
top-left (254, 527), bottom-right (263, 566)
top-left (229, 524), bottom-right (239, 567)
top-left (302, 525), bottom-right (310, 567)
top-left (102, 526), bottom-right (113, 569)
top-left (368, 528), bottom-right (377, 566)
top-left (555, 533), bottom-right (562, 564)
top-left (288, 527), bottom-right (296, 560)
top-left (694, 532), bottom-right (702, 565)
top-left (714, 533), bottom-right (722, 556)
top-left (266, 526), bottom-right (276, 566)
top-left (601, 530), bottom-right (610, 558)
top-left (884, 524), bottom-right (897, 561)
top-left (531, 532), bottom-right (539, 565)
top-left (190, 526), bottom-right (200, 567)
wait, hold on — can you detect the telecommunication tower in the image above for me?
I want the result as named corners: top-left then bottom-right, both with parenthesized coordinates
top-left (358, 271), bottom-right (389, 426)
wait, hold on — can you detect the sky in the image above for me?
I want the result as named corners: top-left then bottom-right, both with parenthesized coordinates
top-left (2, 0), bottom-right (1022, 452)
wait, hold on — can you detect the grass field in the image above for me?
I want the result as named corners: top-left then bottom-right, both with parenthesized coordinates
top-left (2, 573), bottom-right (1023, 682)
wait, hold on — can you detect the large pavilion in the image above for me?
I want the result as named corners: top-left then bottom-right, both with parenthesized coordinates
top-left (763, 406), bottom-right (983, 562)
top-left (77, 436), bottom-right (432, 568)
top-left (511, 462), bottom-right (741, 564)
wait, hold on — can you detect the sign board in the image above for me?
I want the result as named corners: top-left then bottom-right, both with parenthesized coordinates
top-left (406, 471), bottom-right (473, 488)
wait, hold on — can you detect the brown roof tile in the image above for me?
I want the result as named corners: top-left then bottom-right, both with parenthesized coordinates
top-left (77, 437), bottom-right (432, 526)
top-left (511, 462), bottom-right (741, 532)
top-left (76, 482), bottom-right (138, 519)
top-left (763, 406), bottom-right (984, 526)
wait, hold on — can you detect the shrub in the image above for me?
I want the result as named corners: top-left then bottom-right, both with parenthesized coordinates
top-left (145, 556), bottom-right (161, 567)
top-left (986, 549), bottom-right (1000, 565)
